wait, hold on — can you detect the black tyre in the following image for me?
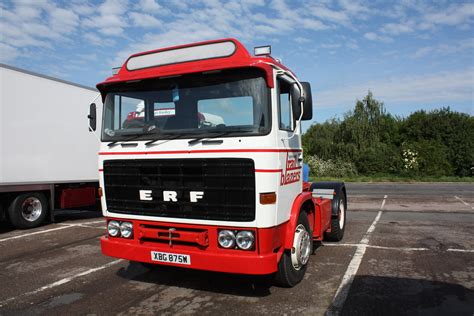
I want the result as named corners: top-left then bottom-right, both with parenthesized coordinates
top-left (275, 211), bottom-right (313, 287)
top-left (324, 191), bottom-right (346, 241)
top-left (8, 192), bottom-right (48, 229)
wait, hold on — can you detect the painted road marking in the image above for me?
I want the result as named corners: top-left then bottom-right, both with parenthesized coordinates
top-left (379, 194), bottom-right (387, 211)
top-left (0, 259), bottom-right (123, 307)
top-left (447, 248), bottom-right (474, 253)
top-left (58, 223), bottom-right (105, 230)
top-left (324, 243), bottom-right (430, 251)
top-left (0, 220), bottom-right (105, 243)
top-left (327, 195), bottom-right (387, 316)
top-left (454, 196), bottom-right (474, 210)
top-left (0, 226), bottom-right (72, 243)
top-left (325, 243), bottom-right (474, 253)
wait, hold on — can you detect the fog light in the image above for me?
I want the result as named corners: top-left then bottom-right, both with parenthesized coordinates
top-left (107, 220), bottom-right (120, 237)
top-left (120, 221), bottom-right (133, 238)
top-left (236, 231), bottom-right (254, 250)
top-left (218, 230), bottom-right (236, 248)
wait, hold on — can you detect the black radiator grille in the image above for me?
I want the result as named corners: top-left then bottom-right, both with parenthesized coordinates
top-left (103, 158), bottom-right (255, 221)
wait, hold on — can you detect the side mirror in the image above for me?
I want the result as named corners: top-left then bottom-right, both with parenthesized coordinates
top-left (290, 82), bottom-right (313, 121)
top-left (88, 103), bottom-right (97, 132)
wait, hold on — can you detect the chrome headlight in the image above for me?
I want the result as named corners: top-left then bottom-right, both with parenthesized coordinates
top-left (218, 230), bottom-right (236, 248)
top-left (236, 231), bottom-right (254, 250)
top-left (119, 221), bottom-right (133, 238)
top-left (107, 220), bottom-right (120, 237)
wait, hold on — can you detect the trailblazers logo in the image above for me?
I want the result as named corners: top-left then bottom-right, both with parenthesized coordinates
top-left (280, 153), bottom-right (301, 185)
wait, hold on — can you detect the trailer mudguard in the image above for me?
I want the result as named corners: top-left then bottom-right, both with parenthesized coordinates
top-left (310, 182), bottom-right (346, 218)
top-left (283, 191), bottom-right (315, 249)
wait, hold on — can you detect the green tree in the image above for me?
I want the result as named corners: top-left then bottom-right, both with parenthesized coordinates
top-left (401, 108), bottom-right (473, 176)
top-left (302, 93), bottom-right (472, 178)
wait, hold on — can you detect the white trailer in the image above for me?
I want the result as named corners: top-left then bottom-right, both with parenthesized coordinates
top-left (0, 63), bottom-right (102, 228)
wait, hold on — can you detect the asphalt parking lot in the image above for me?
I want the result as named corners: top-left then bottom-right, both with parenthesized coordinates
top-left (0, 183), bottom-right (473, 315)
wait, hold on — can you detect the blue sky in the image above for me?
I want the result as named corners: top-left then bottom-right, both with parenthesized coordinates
top-left (1, 0), bottom-right (473, 126)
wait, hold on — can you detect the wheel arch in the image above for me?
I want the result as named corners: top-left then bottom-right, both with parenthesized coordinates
top-left (283, 192), bottom-right (315, 249)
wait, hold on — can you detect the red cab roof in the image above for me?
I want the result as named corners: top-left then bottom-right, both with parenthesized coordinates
top-left (96, 38), bottom-right (293, 92)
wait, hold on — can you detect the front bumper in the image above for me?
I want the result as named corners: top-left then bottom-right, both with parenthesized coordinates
top-left (101, 219), bottom-right (287, 275)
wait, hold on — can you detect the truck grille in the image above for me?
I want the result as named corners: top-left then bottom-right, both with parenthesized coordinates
top-left (103, 158), bottom-right (255, 222)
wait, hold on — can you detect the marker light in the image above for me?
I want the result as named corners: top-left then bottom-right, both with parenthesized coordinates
top-left (119, 222), bottom-right (133, 238)
top-left (236, 231), bottom-right (255, 250)
top-left (254, 45), bottom-right (271, 56)
top-left (218, 230), bottom-right (236, 248)
top-left (107, 220), bottom-right (120, 237)
top-left (260, 192), bottom-right (277, 204)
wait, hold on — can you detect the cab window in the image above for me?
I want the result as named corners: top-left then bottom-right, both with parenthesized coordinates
top-left (278, 79), bottom-right (293, 131)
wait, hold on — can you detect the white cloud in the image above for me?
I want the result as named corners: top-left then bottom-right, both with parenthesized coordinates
top-left (82, 32), bottom-right (115, 46)
top-left (320, 43), bottom-right (341, 49)
top-left (381, 22), bottom-right (414, 35)
top-left (82, 0), bottom-right (129, 36)
top-left (50, 7), bottom-right (80, 34)
top-left (316, 69), bottom-right (474, 109)
top-left (71, 3), bottom-right (96, 15)
top-left (294, 37), bottom-right (311, 44)
top-left (309, 4), bottom-right (351, 26)
top-left (364, 32), bottom-right (393, 43)
top-left (410, 47), bottom-right (432, 59)
top-left (129, 12), bottom-right (162, 28)
top-left (0, 42), bottom-right (20, 62)
top-left (411, 39), bottom-right (474, 59)
top-left (135, 0), bottom-right (169, 14)
top-left (0, 0), bottom-right (82, 53)
top-left (338, 0), bottom-right (371, 17)
top-left (423, 3), bottom-right (474, 27)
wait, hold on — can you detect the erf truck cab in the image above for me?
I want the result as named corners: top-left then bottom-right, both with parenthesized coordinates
top-left (91, 39), bottom-right (347, 287)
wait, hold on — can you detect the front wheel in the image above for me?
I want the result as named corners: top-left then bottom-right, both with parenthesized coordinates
top-left (8, 192), bottom-right (49, 229)
top-left (275, 211), bottom-right (313, 287)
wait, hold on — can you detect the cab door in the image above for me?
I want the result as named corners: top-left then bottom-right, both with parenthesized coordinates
top-left (275, 77), bottom-right (303, 225)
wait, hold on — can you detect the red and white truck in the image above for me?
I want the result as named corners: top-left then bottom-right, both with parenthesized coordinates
top-left (94, 39), bottom-right (347, 286)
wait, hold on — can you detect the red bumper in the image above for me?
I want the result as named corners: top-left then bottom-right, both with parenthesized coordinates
top-left (101, 219), bottom-right (287, 275)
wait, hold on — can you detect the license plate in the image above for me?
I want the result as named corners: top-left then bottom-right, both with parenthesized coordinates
top-left (151, 251), bottom-right (191, 265)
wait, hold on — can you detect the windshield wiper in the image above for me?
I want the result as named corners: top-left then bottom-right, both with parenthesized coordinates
top-left (188, 130), bottom-right (249, 145)
top-left (145, 133), bottom-right (187, 146)
top-left (107, 134), bottom-right (143, 147)
top-left (108, 124), bottom-right (157, 147)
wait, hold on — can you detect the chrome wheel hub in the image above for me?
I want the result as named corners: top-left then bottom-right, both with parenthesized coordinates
top-left (339, 199), bottom-right (345, 229)
top-left (291, 224), bottom-right (311, 270)
top-left (21, 197), bottom-right (42, 222)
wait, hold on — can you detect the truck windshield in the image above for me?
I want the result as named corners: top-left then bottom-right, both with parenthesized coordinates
top-left (101, 68), bottom-right (270, 141)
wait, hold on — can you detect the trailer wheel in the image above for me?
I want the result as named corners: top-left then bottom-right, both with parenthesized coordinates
top-left (8, 192), bottom-right (48, 229)
top-left (324, 192), bottom-right (346, 241)
top-left (275, 211), bottom-right (313, 287)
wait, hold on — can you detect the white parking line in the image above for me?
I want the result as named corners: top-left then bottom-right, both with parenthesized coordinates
top-left (447, 248), bottom-right (474, 253)
top-left (0, 226), bottom-right (72, 243)
top-left (0, 219), bottom-right (105, 243)
top-left (454, 196), bottom-right (474, 209)
top-left (327, 195), bottom-right (387, 316)
top-left (325, 243), bottom-right (474, 253)
top-left (58, 223), bottom-right (105, 230)
top-left (0, 259), bottom-right (123, 307)
top-left (324, 243), bottom-right (429, 251)
top-left (75, 219), bottom-right (105, 225)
